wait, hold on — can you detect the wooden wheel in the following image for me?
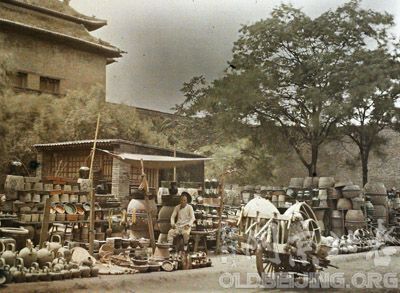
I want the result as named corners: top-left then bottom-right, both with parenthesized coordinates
top-left (256, 246), bottom-right (266, 277)
top-left (256, 246), bottom-right (286, 277)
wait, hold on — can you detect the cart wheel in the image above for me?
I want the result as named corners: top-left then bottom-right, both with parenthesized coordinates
top-left (256, 246), bottom-right (287, 278)
top-left (256, 245), bottom-right (266, 277)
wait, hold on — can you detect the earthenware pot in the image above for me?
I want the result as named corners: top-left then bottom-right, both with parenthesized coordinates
top-left (47, 234), bottom-right (62, 253)
top-left (80, 265), bottom-right (91, 278)
top-left (18, 239), bottom-right (37, 268)
top-left (37, 243), bottom-right (54, 268)
top-left (38, 266), bottom-right (51, 282)
top-left (1, 243), bottom-right (16, 267)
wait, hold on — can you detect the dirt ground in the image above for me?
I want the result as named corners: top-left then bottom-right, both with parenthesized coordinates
top-left (3, 247), bottom-right (400, 292)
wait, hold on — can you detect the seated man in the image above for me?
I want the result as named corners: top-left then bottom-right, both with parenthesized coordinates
top-left (167, 194), bottom-right (195, 247)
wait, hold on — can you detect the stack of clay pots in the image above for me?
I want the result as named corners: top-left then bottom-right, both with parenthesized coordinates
top-left (241, 185), bottom-right (255, 204)
top-left (331, 210), bottom-right (345, 237)
top-left (364, 182), bottom-right (388, 225)
top-left (289, 178), bottom-right (304, 190)
top-left (318, 189), bottom-right (328, 208)
top-left (330, 181), bottom-right (360, 236)
top-left (318, 177), bottom-right (335, 208)
top-left (341, 185), bottom-right (366, 231)
top-left (303, 177), bottom-right (319, 189)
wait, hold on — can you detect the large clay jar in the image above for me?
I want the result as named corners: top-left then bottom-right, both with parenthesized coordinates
top-left (158, 195), bottom-right (180, 234)
top-left (345, 210), bottom-right (366, 231)
top-left (337, 198), bottom-right (352, 210)
top-left (342, 185), bottom-right (361, 199)
top-left (128, 198), bottom-right (157, 239)
top-left (319, 177), bottom-right (335, 189)
top-left (37, 243), bottom-right (54, 268)
top-left (331, 210), bottom-right (344, 229)
top-left (18, 239), bottom-right (37, 268)
top-left (0, 227), bottom-right (29, 251)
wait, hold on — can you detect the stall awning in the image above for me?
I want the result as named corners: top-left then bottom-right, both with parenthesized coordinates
top-left (98, 149), bottom-right (210, 169)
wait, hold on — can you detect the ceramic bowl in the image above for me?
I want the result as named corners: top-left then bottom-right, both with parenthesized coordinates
top-left (64, 203), bottom-right (77, 215)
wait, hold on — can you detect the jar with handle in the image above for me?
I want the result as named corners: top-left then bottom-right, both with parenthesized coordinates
top-left (1, 243), bottom-right (16, 267)
top-left (12, 258), bottom-right (25, 283)
top-left (47, 234), bottom-right (62, 253)
top-left (37, 243), bottom-right (55, 268)
top-left (18, 239), bottom-right (37, 268)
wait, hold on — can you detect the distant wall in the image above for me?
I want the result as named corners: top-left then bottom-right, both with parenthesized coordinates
top-left (268, 128), bottom-right (400, 188)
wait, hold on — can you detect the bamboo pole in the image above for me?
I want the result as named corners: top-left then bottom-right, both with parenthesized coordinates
top-left (140, 159), bottom-right (156, 252)
top-left (89, 114), bottom-right (101, 255)
top-left (173, 144), bottom-right (176, 182)
top-left (215, 173), bottom-right (225, 254)
top-left (216, 169), bottom-right (236, 254)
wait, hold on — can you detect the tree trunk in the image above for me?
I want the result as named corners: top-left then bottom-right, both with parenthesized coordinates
top-left (310, 142), bottom-right (319, 176)
top-left (360, 149), bottom-right (369, 186)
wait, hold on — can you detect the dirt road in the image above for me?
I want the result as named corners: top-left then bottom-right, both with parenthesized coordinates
top-left (3, 247), bottom-right (400, 292)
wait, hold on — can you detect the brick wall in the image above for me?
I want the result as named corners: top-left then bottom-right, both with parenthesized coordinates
top-left (0, 30), bottom-right (107, 96)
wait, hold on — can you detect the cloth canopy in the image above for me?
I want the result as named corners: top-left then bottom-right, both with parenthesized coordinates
top-left (98, 149), bottom-right (210, 169)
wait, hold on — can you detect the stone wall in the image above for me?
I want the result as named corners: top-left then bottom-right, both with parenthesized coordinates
top-left (269, 128), bottom-right (400, 188)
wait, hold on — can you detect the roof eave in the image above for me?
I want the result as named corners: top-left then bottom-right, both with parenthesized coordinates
top-left (33, 139), bottom-right (205, 158)
top-left (0, 18), bottom-right (123, 58)
top-left (1, 0), bottom-right (107, 31)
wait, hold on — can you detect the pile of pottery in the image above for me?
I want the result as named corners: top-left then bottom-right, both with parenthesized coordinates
top-left (3, 176), bottom-right (87, 213)
top-left (98, 241), bottom-right (174, 273)
top-left (48, 202), bottom-right (89, 222)
top-left (0, 237), bottom-right (99, 284)
top-left (324, 229), bottom-right (383, 255)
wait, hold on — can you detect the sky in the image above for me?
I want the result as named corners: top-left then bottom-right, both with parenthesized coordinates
top-left (70, 0), bottom-right (400, 113)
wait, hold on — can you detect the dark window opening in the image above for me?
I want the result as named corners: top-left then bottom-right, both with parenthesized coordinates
top-left (40, 76), bottom-right (60, 94)
top-left (13, 72), bottom-right (28, 88)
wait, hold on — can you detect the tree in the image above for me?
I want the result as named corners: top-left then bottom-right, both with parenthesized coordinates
top-left (340, 48), bottom-right (400, 185)
top-left (178, 1), bottom-right (396, 176)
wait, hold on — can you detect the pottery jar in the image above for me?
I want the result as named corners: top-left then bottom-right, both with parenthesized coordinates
top-left (1, 243), bottom-right (16, 267)
top-left (18, 239), bottom-right (37, 268)
top-left (60, 194), bottom-right (70, 203)
top-left (12, 264), bottom-right (25, 283)
top-left (32, 193), bottom-right (41, 203)
top-left (47, 234), bottom-right (62, 253)
top-left (70, 265), bottom-right (81, 278)
top-left (80, 265), bottom-right (91, 278)
top-left (51, 193), bottom-right (60, 203)
top-left (37, 243), bottom-right (54, 268)
top-left (41, 194), bottom-right (50, 203)
top-left (70, 194), bottom-right (78, 203)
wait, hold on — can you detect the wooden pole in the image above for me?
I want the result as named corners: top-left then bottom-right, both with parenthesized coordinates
top-left (140, 159), bottom-right (156, 252)
top-left (173, 144), bottom-right (177, 182)
top-left (39, 197), bottom-right (51, 247)
top-left (89, 114), bottom-right (101, 255)
top-left (215, 173), bottom-right (225, 254)
top-left (215, 169), bottom-right (236, 254)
